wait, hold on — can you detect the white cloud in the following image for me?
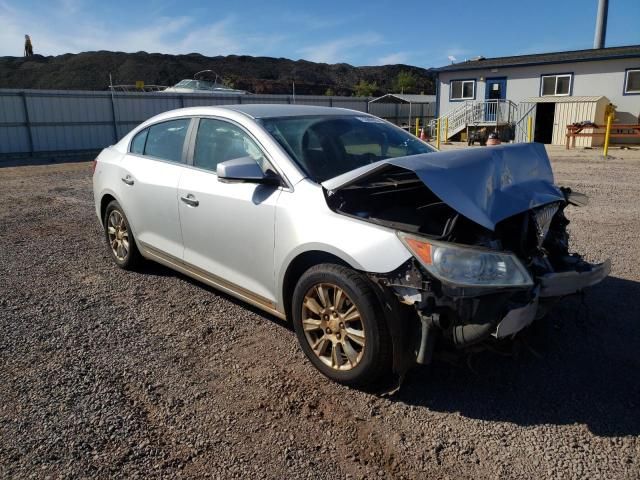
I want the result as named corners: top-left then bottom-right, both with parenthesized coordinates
top-left (0, 3), bottom-right (388, 66)
top-left (376, 51), bottom-right (411, 65)
top-left (298, 33), bottom-right (384, 64)
top-left (0, 4), bottom-right (285, 57)
top-left (444, 47), bottom-right (472, 61)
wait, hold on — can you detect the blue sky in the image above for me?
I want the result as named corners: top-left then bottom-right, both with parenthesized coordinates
top-left (1, 0), bottom-right (639, 67)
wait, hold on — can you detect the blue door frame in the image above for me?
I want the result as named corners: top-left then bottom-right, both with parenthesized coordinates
top-left (484, 77), bottom-right (507, 122)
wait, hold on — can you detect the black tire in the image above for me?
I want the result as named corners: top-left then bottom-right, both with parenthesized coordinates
top-left (103, 200), bottom-right (142, 270)
top-left (292, 263), bottom-right (392, 387)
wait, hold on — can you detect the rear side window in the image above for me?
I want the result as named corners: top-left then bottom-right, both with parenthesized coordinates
top-left (193, 118), bottom-right (268, 172)
top-left (130, 129), bottom-right (148, 154)
top-left (142, 119), bottom-right (190, 163)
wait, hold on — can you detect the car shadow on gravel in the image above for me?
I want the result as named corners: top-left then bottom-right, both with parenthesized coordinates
top-left (138, 260), bottom-right (639, 437)
top-left (396, 276), bottom-right (640, 438)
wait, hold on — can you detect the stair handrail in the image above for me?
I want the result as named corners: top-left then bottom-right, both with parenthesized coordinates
top-left (429, 99), bottom-right (520, 140)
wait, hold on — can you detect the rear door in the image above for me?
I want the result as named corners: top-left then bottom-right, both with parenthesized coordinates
top-left (177, 117), bottom-right (281, 305)
top-left (117, 117), bottom-right (193, 259)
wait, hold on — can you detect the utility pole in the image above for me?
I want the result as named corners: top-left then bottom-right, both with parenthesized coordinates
top-left (593, 0), bottom-right (608, 49)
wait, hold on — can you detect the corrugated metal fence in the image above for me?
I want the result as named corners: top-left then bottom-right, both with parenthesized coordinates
top-left (0, 89), bottom-right (435, 156)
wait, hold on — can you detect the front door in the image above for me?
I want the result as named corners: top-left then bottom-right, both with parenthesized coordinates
top-left (178, 117), bottom-right (281, 305)
top-left (484, 77), bottom-right (507, 122)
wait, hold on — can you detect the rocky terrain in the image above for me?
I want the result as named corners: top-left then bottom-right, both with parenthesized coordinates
top-left (0, 51), bottom-right (435, 95)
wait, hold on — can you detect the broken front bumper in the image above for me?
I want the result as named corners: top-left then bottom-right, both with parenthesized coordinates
top-left (494, 259), bottom-right (611, 339)
top-left (537, 259), bottom-right (612, 298)
top-left (376, 257), bottom-right (611, 368)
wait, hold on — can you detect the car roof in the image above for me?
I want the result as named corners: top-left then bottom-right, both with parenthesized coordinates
top-left (219, 104), bottom-right (361, 119)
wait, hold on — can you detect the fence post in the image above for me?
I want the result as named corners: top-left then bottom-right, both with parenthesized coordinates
top-left (436, 118), bottom-right (441, 150)
top-left (527, 116), bottom-right (533, 142)
top-left (365, 100), bottom-right (369, 113)
top-left (603, 113), bottom-right (613, 157)
top-left (109, 91), bottom-right (119, 142)
top-left (20, 91), bottom-right (34, 154)
top-left (444, 118), bottom-right (449, 143)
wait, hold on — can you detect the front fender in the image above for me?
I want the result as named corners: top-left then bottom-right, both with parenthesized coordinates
top-left (274, 181), bottom-right (412, 310)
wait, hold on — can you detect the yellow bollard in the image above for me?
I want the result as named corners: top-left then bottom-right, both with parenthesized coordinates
top-left (444, 118), bottom-right (449, 143)
top-left (527, 116), bottom-right (533, 142)
top-left (415, 118), bottom-right (420, 137)
top-left (603, 113), bottom-right (613, 157)
top-left (436, 118), bottom-right (441, 150)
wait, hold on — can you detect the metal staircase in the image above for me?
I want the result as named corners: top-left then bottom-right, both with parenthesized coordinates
top-left (430, 99), bottom-right (518, 140)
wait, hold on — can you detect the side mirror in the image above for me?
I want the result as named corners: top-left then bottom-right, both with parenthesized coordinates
top-left (217, 157), bottom-right (281, 186)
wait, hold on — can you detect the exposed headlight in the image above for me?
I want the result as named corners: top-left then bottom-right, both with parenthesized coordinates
top-left (398, 232), bottom-right (533, 287)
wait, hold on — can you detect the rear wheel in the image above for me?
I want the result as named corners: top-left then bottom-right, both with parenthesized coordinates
top-left (104, 200), bottom-right (141, 269)
top-left (292, 263), bottom-right (392, 387)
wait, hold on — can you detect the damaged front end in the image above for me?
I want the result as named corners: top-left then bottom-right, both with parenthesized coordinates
top-left (323, 144), bottom-right (610, 368)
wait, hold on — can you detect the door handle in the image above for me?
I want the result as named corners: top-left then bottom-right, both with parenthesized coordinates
top-left (121, 175), bottom-right (134, 186)
top-left (180, 194), bottom-right (199, 207)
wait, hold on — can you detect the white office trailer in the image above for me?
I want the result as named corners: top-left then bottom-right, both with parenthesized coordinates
top-left (434, 45), bottom-right (640, 145)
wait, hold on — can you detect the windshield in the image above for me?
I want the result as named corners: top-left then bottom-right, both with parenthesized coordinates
top-left (260, 115), bottom-right (435, 182)
top-left (174, 79), bottom-right (217, 90)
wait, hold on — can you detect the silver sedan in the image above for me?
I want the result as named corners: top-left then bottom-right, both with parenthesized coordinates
top-left (93, 104), bottom-right (609, 387)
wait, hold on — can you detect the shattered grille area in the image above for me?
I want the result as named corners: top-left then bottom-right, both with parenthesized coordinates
top-left (533, 203), bottom-right (560, 247)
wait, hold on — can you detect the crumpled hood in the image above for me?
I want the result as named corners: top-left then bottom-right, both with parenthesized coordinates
top-left (322, 143), bottom-right (565, 231)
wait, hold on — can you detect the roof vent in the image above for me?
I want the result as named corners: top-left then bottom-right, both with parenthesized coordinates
top-left (470, 56), bottom-right (486, 62)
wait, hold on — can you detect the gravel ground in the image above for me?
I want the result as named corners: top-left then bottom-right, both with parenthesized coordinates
top-left (1, 146), bottom-right (639, 479)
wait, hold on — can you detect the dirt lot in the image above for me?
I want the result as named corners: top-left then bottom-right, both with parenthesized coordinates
top-left (1, 146), bottom-right (639, 479)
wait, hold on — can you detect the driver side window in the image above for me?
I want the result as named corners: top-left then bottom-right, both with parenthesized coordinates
top-left (193, 118), bottom-right (268, 173)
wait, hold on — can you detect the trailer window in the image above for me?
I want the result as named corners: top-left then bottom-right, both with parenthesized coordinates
top-left (624, 69), bottom-right (640, 94)
top-left (450, 80), bottom-right (475, 100)
top-left (541, 74), bottom-right (572, 96)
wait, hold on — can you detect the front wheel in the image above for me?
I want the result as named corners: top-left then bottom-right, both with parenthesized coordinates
top-left (292, 263), bottom-right (392, 387)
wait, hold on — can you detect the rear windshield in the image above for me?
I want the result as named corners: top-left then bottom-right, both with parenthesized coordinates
top-left (259, 115), bottom-right (434, 182)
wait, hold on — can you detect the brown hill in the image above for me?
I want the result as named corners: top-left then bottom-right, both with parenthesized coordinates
top-left (0, 51), bottom-right (435, 95)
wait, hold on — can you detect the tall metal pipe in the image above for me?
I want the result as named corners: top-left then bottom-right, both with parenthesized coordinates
top-left (593, 0), bottom-right (609, 49)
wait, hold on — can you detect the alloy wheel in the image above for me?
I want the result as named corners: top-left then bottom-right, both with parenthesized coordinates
top-left (107, 210), bottom-right (129, 261)
top-left (301, 283), bottom-right (365, 371)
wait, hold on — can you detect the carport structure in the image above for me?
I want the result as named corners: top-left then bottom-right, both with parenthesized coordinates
top-left (368, 94), bottom-right (436, 129)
